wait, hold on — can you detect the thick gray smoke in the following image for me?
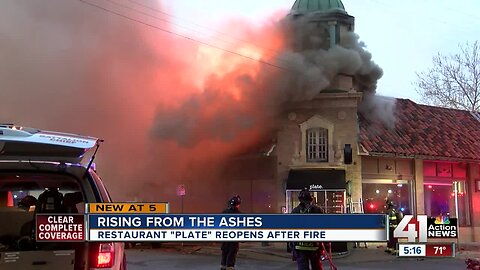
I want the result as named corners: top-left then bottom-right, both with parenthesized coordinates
top-left (0, 1), bottom-right (392, 213)
top-left (276, 12), bottom-right (393, 126)
top-left (358, 93), bottom-right (397, 130)
top-left (272, 12), bottom-right (384, 102)
top-left (152, 10), bottom-right (389, 147)
top-left (0, 0), bottom-right (192, 201)
top-left (0, 0), bottom-right (273, 212)
top-left (147, 9), bottom-right (393, 213)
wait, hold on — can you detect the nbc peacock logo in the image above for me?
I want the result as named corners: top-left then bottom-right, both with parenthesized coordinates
top-left (434, 214), bottom-right (450, 225)
top-left (427, 214), bottom-right (457, 238)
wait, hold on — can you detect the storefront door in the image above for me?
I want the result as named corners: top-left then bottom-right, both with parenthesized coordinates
top-left (284, 169), bottom-right (346, 213)
top-left (286, 189), bottom-right (346, 213)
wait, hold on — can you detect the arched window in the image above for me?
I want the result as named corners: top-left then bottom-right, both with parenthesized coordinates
top-left (306, 127), bottom-right (328, 162)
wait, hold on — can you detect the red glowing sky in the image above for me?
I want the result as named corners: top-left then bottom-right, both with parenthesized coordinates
top-left (0, 0), bottom-right (293, 206)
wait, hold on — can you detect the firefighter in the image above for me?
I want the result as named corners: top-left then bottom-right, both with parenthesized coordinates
top-left (291, 188), bottom-right (324, 270)
top-left (18, 195), bottom-right (37, 211)
top-left (386, 200), bottom-right (399, 254)
top-left (220, 195), bottom-right (241, 270)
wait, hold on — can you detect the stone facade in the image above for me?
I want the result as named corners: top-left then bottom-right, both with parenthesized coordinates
top-left (275, 92), bottom-right (362, 211)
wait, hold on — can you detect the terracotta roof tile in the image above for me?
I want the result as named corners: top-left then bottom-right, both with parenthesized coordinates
top-left (359, 99), bottom-right (480, 160)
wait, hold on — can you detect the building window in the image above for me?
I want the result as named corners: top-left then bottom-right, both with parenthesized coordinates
top-left (299, 115), bottom-right (334, 164)
top-left (424, 181), bottom-right (470, 227)
top-left (306, 128), bottom-right (328, 162)
top-left (362, 182), bottom-right (412, 215)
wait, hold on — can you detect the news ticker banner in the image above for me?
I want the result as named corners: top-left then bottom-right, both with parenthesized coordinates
top-left (398, 243), bottom-right (455, 258)
top-left (87, 213), bottom-right (387, 242)
top-left (35, 203), bottom-right (386, 242)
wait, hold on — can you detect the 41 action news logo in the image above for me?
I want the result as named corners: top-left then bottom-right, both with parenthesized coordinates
top-left (393, 215), bottom-right (458, 242)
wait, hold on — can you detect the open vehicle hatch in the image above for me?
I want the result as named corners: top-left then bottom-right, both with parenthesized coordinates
top-left (0, 124), bottom-right (99, 164)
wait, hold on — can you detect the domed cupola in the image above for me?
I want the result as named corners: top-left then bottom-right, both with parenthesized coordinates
top-left (291, 0), bottom-right (346, 13)
top-left (288, 0), bottom-right (356, 93)
top-left (289, 0), bottom-right (354, 49)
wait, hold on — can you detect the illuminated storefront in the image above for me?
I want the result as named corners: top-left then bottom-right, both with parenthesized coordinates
top-left (285, 169), bottom-right (346, 213)
top-left (423, 161), bottom-right (470, 226)
top-left (284, 169), bottom-right (349, 253)
top-left (361, 157), bottom-right (414, 215)
top-left (358, 99), bottom-right (480, 243)
top-left (362, 180), bottom-right (411, 214)
top-left (360, 158), bottom-right (475, 242)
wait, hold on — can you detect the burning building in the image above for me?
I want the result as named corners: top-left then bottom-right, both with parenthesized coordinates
top-left (222, 0), bottom-right (480, 245)
top-left (149, 0), bottom-right (382, 216)
top-left (222, 0), bottom-right (378, 217)
top-left (2, 0), bottom-right (478, 244)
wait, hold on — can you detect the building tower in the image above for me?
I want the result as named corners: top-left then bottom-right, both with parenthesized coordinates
top-left (278, 0), bottom-right (363, 223)
top-left (289, 0), bottom-right (356, 93)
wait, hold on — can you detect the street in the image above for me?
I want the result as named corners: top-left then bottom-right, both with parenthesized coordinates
top-left (125, 248), bottom-right (468, 270)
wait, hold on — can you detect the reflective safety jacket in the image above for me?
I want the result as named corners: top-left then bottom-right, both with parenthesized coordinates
top-left (295, 241), bottom-right (320, 251)
top-left (388, 208), bottom-right (398, 228)
top-left (291, 203), bottom-right (323, 251)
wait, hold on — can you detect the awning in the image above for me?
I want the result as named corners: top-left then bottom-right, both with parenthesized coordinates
top-left (286, 169), bottom-right (346, 190)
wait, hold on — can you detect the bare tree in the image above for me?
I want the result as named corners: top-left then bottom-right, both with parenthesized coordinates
top-left (415, 41), bottom-right (480, 111)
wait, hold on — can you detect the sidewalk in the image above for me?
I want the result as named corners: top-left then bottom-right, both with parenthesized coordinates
top-left (138, 241), bottom-right (480, 263)
top-left (457, 242), bottom-right (480, 259)
top-left (136, 242), bottom-right (405, 263)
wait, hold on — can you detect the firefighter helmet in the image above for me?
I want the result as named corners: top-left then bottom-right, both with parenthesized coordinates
top-left (228, 195), bottom-right (241, 207)
top-left (298, 188), bottom-right (313, 203)
top-left (18, 195), bottom-right (37, 209)
top-left (386, 199), bottom-right (395, 207)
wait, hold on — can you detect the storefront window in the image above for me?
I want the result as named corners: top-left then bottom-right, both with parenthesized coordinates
top-left (424, 181), bottom-right (470, 226)
top-left (362, 182), bottom-right (411, 214)
top-left (286, 190), bottom-right (346, 213)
